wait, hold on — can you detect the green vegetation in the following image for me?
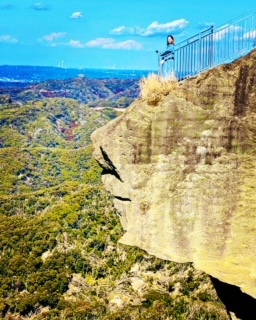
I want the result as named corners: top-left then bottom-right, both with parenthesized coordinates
top-left (0, 98), bottom-right (229, 319)
top-left (0, 77), bottom-right (140, 106)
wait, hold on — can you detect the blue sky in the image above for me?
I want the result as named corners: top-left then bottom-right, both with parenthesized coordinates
top-left (0, 0), bottom-right (255, 70)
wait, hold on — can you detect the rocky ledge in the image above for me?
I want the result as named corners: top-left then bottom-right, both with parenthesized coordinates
top-left (91, 50), bottom-right (256, 304)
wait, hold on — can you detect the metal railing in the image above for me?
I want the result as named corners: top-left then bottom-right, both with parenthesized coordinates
top-left (158, 9), bottom-right (256, 80)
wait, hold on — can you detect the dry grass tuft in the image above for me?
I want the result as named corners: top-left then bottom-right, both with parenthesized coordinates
top-left (139, 73), bottom-right (179, 105)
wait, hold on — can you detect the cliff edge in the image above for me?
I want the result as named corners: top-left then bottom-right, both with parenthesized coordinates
top-left (91, 50), bottom-right (256, 300)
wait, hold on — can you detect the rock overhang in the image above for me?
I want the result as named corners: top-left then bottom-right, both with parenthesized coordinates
top-left (91, 50), bottom-right (256, 299)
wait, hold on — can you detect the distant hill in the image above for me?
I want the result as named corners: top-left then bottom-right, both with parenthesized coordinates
top-left (0, 65), bottom-right (154, 82)
top-left (0, 77), bottom-right (140, 107)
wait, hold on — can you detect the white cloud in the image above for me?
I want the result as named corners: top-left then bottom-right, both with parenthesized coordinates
top-left (68, 40), bottom-right (85, 48)
top-left (243, 30), bottom-right (256, 39)
top-left (40, 32), bottom-right (67, 42)
top-left (213, 24), bottom-right (242, 41)
top-left (0, 35), bottom-right (18, 43)
top-left (86, 38), bottom-right (142, 50)
top-left (109, 26), bottom-right (127, 35)
top-left (197, 22), bottom-right (215, 30)
top-left (70, 12), bottom-right (83, 19)
top-left (38, 32), bottom-right (67, 47)
top-left (144, 19), bottom-right (189, 36)
top-left (33, 3), bottom-right (49, 10)
top-left (110, 19), bottom-right (189, 37)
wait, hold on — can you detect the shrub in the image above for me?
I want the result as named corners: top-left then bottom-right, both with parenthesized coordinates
top-left (139, 73), bottom-right (178, 105)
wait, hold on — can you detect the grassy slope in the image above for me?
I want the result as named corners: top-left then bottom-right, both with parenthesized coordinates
top-left (0, 98), bottom-right (229, 319)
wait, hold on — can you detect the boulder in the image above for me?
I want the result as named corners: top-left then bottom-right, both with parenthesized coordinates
top-left (91, 50), bottom-right (256, 300)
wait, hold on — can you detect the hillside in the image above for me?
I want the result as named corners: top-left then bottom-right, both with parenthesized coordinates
top-left (0, 97), bottom-right (229, 319)
top-left (0, 77), bottom-right (139, 107)
top-left (92, 49), bottom-right (256, 319)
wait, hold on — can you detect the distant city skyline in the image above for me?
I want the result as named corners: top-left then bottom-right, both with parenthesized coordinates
top-left (0, 1), bottom-right (255, 70)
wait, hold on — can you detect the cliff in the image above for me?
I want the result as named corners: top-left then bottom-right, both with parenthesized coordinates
top-left (92, 50), bottom-right (256, 302)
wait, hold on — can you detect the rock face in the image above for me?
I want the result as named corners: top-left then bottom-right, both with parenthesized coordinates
top-left (91, 50), bottom-right (256, 300)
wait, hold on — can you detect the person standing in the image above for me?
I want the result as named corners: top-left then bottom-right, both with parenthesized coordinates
top-left (156, 35), bottom-right (175, 78)
top-left (160, 35), bottom-right (175, 64)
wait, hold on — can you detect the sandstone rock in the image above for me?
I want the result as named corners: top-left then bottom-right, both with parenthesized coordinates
top-left (91, 50), bottom-right (256, 299)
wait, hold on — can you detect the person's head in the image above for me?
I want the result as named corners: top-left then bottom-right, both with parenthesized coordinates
top-left (167, 35), bottom-right (175, 46)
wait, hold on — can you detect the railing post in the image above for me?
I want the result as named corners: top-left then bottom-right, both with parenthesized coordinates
top-left (156, 50), bottom-right (162, 78)
top-left (199, 31), bottom-right (202, 73)
top-left (209, 26), bottom-right (214, 68)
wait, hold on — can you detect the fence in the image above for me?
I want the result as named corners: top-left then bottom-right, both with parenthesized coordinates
top-left (158, 9), bottom-right (256, 80)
